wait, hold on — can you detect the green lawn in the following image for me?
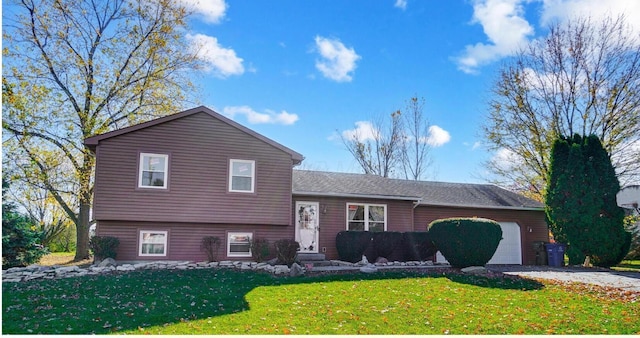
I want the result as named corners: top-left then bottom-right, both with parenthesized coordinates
top-left (2, 268), bottom-right (638, 335)
top-left (611, 260), bottom-right (640, 272)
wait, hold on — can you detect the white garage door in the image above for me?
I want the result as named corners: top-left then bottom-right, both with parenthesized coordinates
top-left (488, 222), bottom-right (522, 265)
top-left (435, 222), bottom-right (522, 265)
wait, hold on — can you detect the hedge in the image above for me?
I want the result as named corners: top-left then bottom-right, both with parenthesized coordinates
top-left (336, 231), bottom-right (438, 263)
top-left (428, 217), bottom-right (502, 268)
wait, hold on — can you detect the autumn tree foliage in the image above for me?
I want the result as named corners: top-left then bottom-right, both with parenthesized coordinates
top-left (545, 135), bottom-right (630, 267)
top-left (2, 0), bottom-right (202, 260)
top-left (484, 16), bottom-right (640, 200)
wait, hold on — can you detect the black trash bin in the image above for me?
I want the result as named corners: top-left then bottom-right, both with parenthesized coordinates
top-left (532, 241), bottom-right (548, 265)
top-left (545, 243), bottom-right (565, 267)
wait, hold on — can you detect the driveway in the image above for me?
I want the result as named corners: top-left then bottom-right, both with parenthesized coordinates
top-left (487, 265), bottom-right (640, 292)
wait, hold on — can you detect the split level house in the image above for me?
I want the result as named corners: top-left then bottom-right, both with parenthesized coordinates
top-left (85, 106), bottom-right (549, 265)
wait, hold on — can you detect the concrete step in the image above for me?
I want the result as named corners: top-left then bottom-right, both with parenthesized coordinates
top-left (296, 253), bottom-right (326, 261)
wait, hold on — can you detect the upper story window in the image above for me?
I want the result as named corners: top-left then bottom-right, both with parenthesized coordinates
top-left (347, 203), bottom-right (387, 232)
top-left (139, 153), bottom-right (168, 189)
top-left (229, 159), bottom-right (255, 193)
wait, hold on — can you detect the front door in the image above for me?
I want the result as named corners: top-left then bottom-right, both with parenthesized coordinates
top-left (295, 201), bottom-right (319, 253)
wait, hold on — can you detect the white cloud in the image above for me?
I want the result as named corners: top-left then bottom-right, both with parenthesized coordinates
top-left (540, 0), bottom-right (640, 33)
top-left (455, 0), bottom-right (534, 74)
top-left (341, 121), bottom-right (378, 142)
top-left (472, 141), bottom-right (482, 150)
top-left (179, 0), bottom-right (227, 24)
top-left (395, 0), bottom-right (408, 10)
top-left (314, 36), bottom-right (361, 82)
top-left (223, 106), bottom-right (299, 125)
top-left (186, 34), bottom-right (244, 78)
top-left (419, 125), bottom-right (451, 147)
top-left (492, 147), bottom-right (521, 169)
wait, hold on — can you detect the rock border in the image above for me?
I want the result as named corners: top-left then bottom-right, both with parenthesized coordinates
top-left (2, 259), bottom-right (438, 283)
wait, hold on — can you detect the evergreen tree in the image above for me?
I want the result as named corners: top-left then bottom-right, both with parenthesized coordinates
top-left (545, 135), bottom-right (630, 267)
top-left (2, 179), bottom-right (48, 268)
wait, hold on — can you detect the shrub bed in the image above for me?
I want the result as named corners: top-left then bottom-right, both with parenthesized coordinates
top-left (89, 236), bottom-right (120, 261)
top-left (336, 230), bottom-right (438, 263)
top-left (403, 232), bottom-right (438, 261)
top-left (428, 218), bottom-right (502, 268)
top-left (335, 231), bottom-right (373, 263)
top-left (274, 239), bottom-right (299, 267)
top-left (372, 232), bottom-right (404, 262)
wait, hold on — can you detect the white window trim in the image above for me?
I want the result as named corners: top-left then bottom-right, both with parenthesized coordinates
top-left (138, 153), bottom-right (169, 189)
top-left (139, 230), bottom-right (168, 257)
top-left (227, 232), bottom-right (253, 258)
top-left (346, 203), bottom-right (387, 231)
top-left (228, 159), bottom-right (255, 193)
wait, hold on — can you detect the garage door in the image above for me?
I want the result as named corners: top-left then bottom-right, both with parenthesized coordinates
top-left (488, 222), bottom-right (522, 264)
top-left (435, 222), bottom-right (522, 265)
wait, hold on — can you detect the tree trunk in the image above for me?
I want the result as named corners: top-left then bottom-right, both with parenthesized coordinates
top-left (75, 202), bottom-right (91, 260)
top-left (75, 152), bottom-right (94, 260)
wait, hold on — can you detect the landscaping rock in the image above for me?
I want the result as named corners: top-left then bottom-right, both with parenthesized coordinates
top-left (98, 258), bottom-right (116, 267)
top-left (461, 266), bottom-right (488, 275)
top-left (3, 256), bottom-right (450, 283)
top-left (116, 264), bottom-right (135, 272)
top-left (375, 257), bottom-right (389, 264)
top-left (289, 263), bottom-right (305, 277)
top-left (274, 265), bottom-right (290, 274)
top-left (360, 264), bottom-right (378, 273)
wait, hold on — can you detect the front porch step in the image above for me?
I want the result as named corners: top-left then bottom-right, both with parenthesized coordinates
top-left (296, 253), bottom-right (326, 261)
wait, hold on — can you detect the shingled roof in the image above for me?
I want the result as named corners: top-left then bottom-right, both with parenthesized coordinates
top-left (292, 170), bottom-right (543, 210)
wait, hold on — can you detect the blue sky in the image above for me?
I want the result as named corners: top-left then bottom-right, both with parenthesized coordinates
top-left (181, 0), bottom-right (640, 184)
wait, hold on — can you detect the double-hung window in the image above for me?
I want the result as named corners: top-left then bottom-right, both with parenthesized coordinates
top-left (139, 230), bottom-right (168, 256)
top-left (227, 232), bottom-right (253, 257)
top-left (139, 153), bottom-right (168, 188)
top-left (229, 159), bottom-right (255, 193)
top-left (347, 203), bottom-right (387, 232)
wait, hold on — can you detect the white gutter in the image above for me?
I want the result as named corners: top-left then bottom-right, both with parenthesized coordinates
top-left (292, 192), bottom-right (543, 211)
top-left (292, 191), bottom-right (421, 202)
top-left (416, 201), bottom-right (544, 211)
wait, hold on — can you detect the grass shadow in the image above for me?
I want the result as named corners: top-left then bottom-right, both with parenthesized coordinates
top-left (2, 267), bottom-right (543, 334)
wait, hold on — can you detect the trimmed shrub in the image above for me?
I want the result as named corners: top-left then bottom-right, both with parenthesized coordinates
top-left (372, 232), bottom-right (404, 261)
top-left (274, 239), bottom-right (299, 267)
top-left (403, 232), bottom-right (438, 261)
top-left (250, 237), bottom-right (271, 262)
top-left (428, 218), bottom-right (502, 268)
top-left (335, 231), bottom-right (373, 263)
top-left (200, 236), bottom-right (221, 262)
top-left (89, 236), bottom-right (120, 261)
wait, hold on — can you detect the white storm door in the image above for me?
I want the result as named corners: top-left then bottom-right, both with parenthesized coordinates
top-left (295, 201), bottom-right (320, 253)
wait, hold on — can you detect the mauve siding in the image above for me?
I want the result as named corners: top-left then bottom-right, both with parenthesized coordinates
top-left (97, 221), bottom-right (295, 261)
top-left (293, 195), bottom-right (415, 260)
top-left (93, 112), bottom-right (293, 225)
top-left (413, 206), bottom-right (548, 265)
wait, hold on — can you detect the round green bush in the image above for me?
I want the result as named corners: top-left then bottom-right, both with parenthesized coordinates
top-left (427, 218), bottom-right (503, 268)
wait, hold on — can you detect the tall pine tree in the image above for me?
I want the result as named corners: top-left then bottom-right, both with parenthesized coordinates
top-left (545, 135), bottom-right (630, 267)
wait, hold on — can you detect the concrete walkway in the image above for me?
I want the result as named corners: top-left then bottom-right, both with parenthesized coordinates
top-left (487, 265), bottom-right (640, 292)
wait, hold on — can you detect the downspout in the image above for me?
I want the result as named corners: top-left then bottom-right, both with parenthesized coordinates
top-left (412, 198), bottom-right (422, 209)
top-left (411, 198), bottom-right (422, 231)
